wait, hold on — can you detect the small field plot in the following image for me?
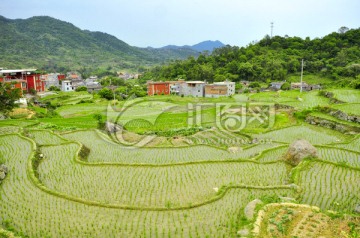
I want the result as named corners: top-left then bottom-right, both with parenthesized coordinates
top-left (0, 120), bottom-right (38, 128)
top-left (333, 136), bottom-right (360, 152)
top-left (256, 146), bottom-right (288, 162)
top-left (56, 102), bottom-right (108, 118)
top-left (283, 91), bottom-right (330, 109)
top-left (189, 129), bottom-right (251, 148)
top-left (316, 147), bottom-right (360, 168)
top-left (62, 130), bottom-right (265, 164)
top-left (298, 161), bottom-right (360, 213)
top-left (25, 129), bottom-right (68, 145)
top-left (331, 103), bottom-right (360, 116)
top-left (0, 126), bottom-right (21, 135)
top-left (38, 142), bottom-right (289, 207)
top-left (40, 91), bottom-right (93, 105)
top-left (253, 125), bottom-right (349, 145)
top-left (249, 90), bottom-right (331, 109)
top-left (329, 89), bottom-right (360, 103)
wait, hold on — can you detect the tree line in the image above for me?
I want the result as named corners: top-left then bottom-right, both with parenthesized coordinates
top-left (140, 27), bottom-right (360, 85)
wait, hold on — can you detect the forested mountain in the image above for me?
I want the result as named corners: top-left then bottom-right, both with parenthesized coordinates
top-left (142, 27), bottom-right (360, 86)
top-left (0, 15), bottom-right (199, 73)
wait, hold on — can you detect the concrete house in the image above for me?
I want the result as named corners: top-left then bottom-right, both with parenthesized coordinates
top-left (179, 81), bottom-right (206, 97)
top-left (269, 82), bottom-right (285, 90)
top-left (205, 81), bottom-right (235, 98)
top-left (147, 81), bottom-right (170, 96)
top-left (61, 80), bottom-right (74, 92)
top-left (0, 68), bottom-right (45, 94)
top-left (41, 73), bottom-right (65, 89)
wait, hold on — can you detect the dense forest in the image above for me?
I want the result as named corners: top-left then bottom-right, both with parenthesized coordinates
top-left (141, 27), bottom-right (360, 87)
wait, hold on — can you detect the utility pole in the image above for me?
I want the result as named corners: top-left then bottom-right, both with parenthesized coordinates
top-left (300, 59), bottom-right (304, 93)
top-left (270, 22), bottom-right (274, 38)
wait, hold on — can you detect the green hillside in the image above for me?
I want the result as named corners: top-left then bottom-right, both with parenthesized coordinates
top-left (142, 27), bottom-right (360, 87)
top-left (0, 16), bottom-right (199, 72)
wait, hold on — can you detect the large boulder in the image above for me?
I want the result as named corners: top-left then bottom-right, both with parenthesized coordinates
top-left (283, 139), bottom-right (317, 166)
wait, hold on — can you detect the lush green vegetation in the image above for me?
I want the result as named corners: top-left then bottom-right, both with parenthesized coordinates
top-left (0, 21), bottom-right (359, 237)
top-left (0, 15), bottom-right (199, 73)
top-left (141, 28), bottom-right (360, 89)
top-left (0, 86), bottom-right (359, 237)
top-left (0, 82), bottom-right (21, 115)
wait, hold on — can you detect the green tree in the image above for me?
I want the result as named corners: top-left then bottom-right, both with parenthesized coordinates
top-left (0, 83), bottom-right (21, 115)
top-left (249, 82), bottom-right (260, 88)
top-left (93, 113), bottom-right (105, 129)
top-left (238, 62), bottom-right (254, 81)
top-left (280, 82), bottom-right (291, 90)
top-left (75, 86), bottom-right (88, 92)
top-left (98, 88), bottom-right (114, 100)
top-left (48, 86), bottom-right (60, 91)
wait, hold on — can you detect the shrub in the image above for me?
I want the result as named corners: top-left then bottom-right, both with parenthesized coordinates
top-left (249, 82), bottom-right (260, 88)
top-left (48, 86), bottom-right (60, 91)
top-left (98, 88), bottom-right (114, 100)
top-left (293, 109), bottom-right (313, 120)
top-left (280, 82), bottom-right (291, 90)
top-left (75, 86), bottom-right (88, 92)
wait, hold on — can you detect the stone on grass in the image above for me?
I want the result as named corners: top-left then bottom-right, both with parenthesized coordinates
top-left (283, 139), bottom-right (317, 166)
top-left (244, 199), bottom-right (263, 220)
top-left (0, 164), bottom-right (8, 174)
top-left (354, 204), bottom-right (360, 214)
top-left (237, 228), bottom-right (250, 237)
top-left (0, 171), bottom-right (6, 180)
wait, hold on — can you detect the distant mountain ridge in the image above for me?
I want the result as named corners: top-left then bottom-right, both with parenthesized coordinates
top-left (161, 40), bottom-right (225, 52)
top-left (0, 15), bottom-right (202, 71)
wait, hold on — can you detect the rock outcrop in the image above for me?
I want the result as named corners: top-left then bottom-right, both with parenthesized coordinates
top-left (283, 139), bottom-right (317, 166)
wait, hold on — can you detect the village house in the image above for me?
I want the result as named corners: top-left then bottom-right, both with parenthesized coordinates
top-left (291, 82), bottom-right (321, 91)
top-left (65, 71), bottom-right (85, 90)
top-left (61, 80), bottom-right (74, 92)
top-left (41, 73), bottom-right (65, 89)
top-left (269, 82), bottom-right (285, 91)
top-left (148, 80), bottom-right (235, 97)
top-left (147, 81), bottom-right (171, 96)
top-left (179, 81), bottom-right (206, 97)
top-left (87, 83), bottom-right (102, 93)
top-left (85, 76), bottom-right (102, 93)
top-left (0, 68), bottom-right (45, 94)
top-left (205, 81), bottom-right (235, 98)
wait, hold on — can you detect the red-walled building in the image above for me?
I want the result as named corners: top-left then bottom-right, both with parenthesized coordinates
top-left (147, 81), bottom-right (170, 96)
top-left (0, 69), bottom-right (45, 93)
top-left (58, 74), bottom-right (66, 81)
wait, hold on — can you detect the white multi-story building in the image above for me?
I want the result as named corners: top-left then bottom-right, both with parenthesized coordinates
top-left (61, 80), bottom-right (74, 92)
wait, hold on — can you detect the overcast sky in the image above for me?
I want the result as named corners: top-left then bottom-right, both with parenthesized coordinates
top-left (1, 0), bottom-right (359, 48)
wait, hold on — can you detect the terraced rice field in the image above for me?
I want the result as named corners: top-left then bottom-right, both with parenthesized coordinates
top-left (297, 161), bottom-right (360, 213)
top-left (0, 122), bottom-right (359, 237)
top-left (252, 125), bottom-right (349, 145)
